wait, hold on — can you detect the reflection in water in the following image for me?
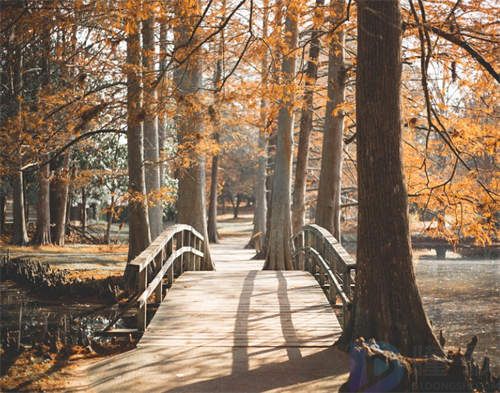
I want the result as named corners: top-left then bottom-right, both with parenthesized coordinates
top-left (0, 280), bottom-right (121, 362)
top-left (415, 257), bottom-right (499, 374)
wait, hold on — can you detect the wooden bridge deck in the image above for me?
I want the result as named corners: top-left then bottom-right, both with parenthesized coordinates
top-left (77, 237), bottom-right (349, 392)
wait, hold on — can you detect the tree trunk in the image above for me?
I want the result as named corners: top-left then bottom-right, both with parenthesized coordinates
top-left (10, 13), bottom-right (28, 246)
top-left (105, 195), bottom-right (114, 245)
top-left (34, 162), bottom-right (51, 245)
top-left (248, 0), bottom-right (269, 253)
top-left (315, 0), bottom-right (346, 241)
top-left (33, 23), bottom-right (52, 246)
top-left (207, 36), bottom-right (224, 244)
top-left (158, 23), bottom-right (168, 187)
top-left (264, 2), bottom-right (298, 270)
top-left (233, 195), bottom-right (241, 219)
top-left (174, 0), bottom-right (213, 270)
top-left (291, 0), bottom-right (324, 234)
top-left (81, 187), bottom-right (87, 231)
top-left (51, 153), bottom-right (70, 246)
top-left (142, 15), bottom-right (162, 240)
top-left (352, 0), bottom-right (442, 356)
top-left (0, 190), bottom-right (6, 236)
top-left (12, 170), bottom-right (29, 245)
top-left (207, 151), bottom-right (220, 243)
top-left (125, 12), bottom-right (151, 267)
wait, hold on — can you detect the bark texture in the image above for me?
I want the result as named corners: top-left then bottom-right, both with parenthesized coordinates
top-left (207, 40), bottom-right (224, 244)
top-left (34, 162), bottom-right (51, 245)
top-left (174, 0), bottom-right (213, 269)
top-left (142, 16), bottom-right (162, 240)
top-left (264, 2), bottom-right (298, 270)
top-left (125, 16), bottom-right (151, 264)
top-left (51, 153), bottom-right (70, 246)
top-left (248, 0), bottom-right (269, 254)
top-left (12, 170), bottom-right (29, 245)
top-left (34, 24), bottom-right (52, 246)
top-left (353, 0), bottom-right (442, 356)
top-left (291, 0), bottom-right (324, 234)
top-left (315, 0), bottom-right (346, 241)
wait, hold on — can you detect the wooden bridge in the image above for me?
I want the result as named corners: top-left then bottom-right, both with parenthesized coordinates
top-left (77, 224), bottom-right (355, 392)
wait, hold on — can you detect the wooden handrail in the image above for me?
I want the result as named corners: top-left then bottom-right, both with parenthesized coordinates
top-left (292, 224), bottom-right (356, 328)
top-left (129, 224), bottom-right (205, 332)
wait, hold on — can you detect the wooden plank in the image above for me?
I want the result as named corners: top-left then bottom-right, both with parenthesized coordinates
top-left (140, 269), bottom-right (342, 348)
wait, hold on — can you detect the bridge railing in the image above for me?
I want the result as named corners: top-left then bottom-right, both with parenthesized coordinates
top-left (292, 224), bottom-right (356, 328)
top-left (129, 224), bottom-right (204, 332)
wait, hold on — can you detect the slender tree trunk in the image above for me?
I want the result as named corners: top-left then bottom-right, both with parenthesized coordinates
top-left (174, 0), bottom-right (213, 269)
top-left (0, 189), bottom-right (6, 236)
top-left (264, 1), bottom-right (298, 270)
top-left (12, 171), bottom-right (29, 245)
top-left (352, 0), bottom-right (442, 356)
top-left (291, 0), bottom-right (324, 234)
top-left (158, 22), bottom-right (168, 187)
top-left (143, 15), bottom-right (162, 240)
top-left (10, 13), bottom-right (28, 246)
top-left (34, 162), bottom-right (51, 245)
top-left (125, 11), bottom-right (151, 267)
top-left (315, 0), bottom-right (346, 241)
top-left (34, 23), bottom-right (52, 246)
top-left (105, 195), bottom-right (115, 244)
top-left (0, 192), bottom-right (5, 237)
top-left (51, 153), bottom-right (70, 246)
top-left (233, 195), bottom-right (241, 219)
top-left (207, 148), bottom-right (220, 243)
top-left (248, 0), bottom-right (269, 253)
top-left (207, 36), bottom-right (224, 244)
top-left (81, 187), bottom-right (87, 231)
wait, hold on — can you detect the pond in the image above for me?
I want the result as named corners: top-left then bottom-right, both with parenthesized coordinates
top-left (0, 280), bottom-right (124, 374)
top-left (415, 255), bottom-right (499, 374)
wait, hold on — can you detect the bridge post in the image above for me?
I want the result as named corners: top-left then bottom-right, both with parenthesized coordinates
top-left (195, 236), bottom-right (202, 270)
top-left (343, 268), bottom-right (352, 299)
top-left (154, 249), bottom-right (163, 302)
top-left (137, 267), bottom-right (147, 332)
top-left (166, 238), bottom-right (174, 288)
top-left (304, 229), bottom-right (311, 272)
top-left (179, 231), bottom-right (184, 275)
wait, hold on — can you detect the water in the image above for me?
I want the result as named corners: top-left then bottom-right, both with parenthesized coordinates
top-left (415, 256), bottom-right (499, 373)
top-left (0, 280), bottom-right (122, 368)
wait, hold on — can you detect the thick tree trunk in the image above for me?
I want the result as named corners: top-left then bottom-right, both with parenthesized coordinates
top-left (315, 0), bottom-right (346, 241)
top-left (51, 153), bottom-right (70, 246)
top-left (34, 162), bottom-right (51, 245)
top-left (291, 0), bottom-right (324, 234)
top-left (142, 16), bottom-right (162, 240)
top-left (264, 3), bottom-right (298, 270)
top-left (12, 170), bottom-right (29, 245)
top-left (125, 14), bottom-right (151, 266)
top-left (174, 0), bottom-right (213, 270)
top-left (352, 0), bottom-right (442, 356)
